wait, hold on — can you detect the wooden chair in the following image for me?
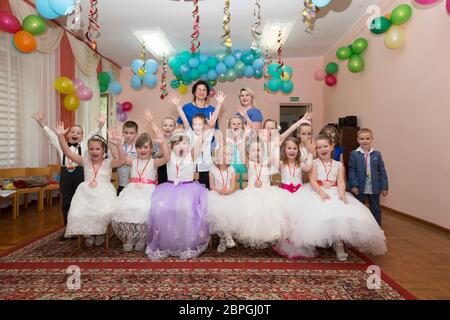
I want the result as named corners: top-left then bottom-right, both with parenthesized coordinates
top-left (0, 168), bottom-right (26, 219)
top-left (23, 167), bottom-right (50, 213)
top-left (42, 164), bottom-right (61, 208)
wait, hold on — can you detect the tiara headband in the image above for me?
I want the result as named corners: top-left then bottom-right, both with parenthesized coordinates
top-left (171, 130), bottom-right (191, 142)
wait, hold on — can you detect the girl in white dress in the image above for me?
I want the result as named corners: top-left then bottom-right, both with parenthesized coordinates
top-left (56, 123), bottom-right (125, 247)
top-left (112, 130), bottom-right (169, 252)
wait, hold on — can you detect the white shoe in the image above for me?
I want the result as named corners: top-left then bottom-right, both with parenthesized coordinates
top-left (333, 242), bottom-right (348, 261)
top-left (123, 241), bottom-right (133, 252)
top-left (217, 238), bottom-right (227, 253)
top-left (95, 234), bottom-right (105, 246)
top-left (225, 235), bottom-right (236, 248)
top-left (85, 236), bottom-right (95, 247)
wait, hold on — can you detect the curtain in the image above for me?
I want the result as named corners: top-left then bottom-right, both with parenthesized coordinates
top-left (59, 32), bottom-right (75, 127)
top-left (67, 33), bottom-right (100, 76)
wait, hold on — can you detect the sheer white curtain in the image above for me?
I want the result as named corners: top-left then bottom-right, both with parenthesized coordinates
top-left (101, 58), bottom-right (122, 130)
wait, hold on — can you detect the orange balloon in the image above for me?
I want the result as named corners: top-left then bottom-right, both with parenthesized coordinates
top-left (13, 30), bottom-right (36, 53)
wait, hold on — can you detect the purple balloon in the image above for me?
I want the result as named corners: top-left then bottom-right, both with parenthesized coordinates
top-left (0, 11), bottom-right (21, 34)
top-left (72, 78), bottom-right (83, 90)
top-left (76, 86), bottom-right (93, 101)
top-left (116, 102), bottom-right (123, 114)
top-left (116, 111), bottom-right (127, 122)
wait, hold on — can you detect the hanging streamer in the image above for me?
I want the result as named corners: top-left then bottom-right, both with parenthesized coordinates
top-left (85, 0), bottom-right (100, 50)
top-left (263, 47), bottom-right (272, 93)
top-left (250, 0), bottom-right (262, 50)
top-left (67, 0), bottom-right (81, 30)
top-left (276, 30), bottom-right (285, 77)
top-left (160, 54), bottom-right (168, 100)
top-left (302, 0), bottom-right (319, 33)
top-left (221, 0), bottom-right (232, 49)
top-left (191, 0), bottom-right (200, 53)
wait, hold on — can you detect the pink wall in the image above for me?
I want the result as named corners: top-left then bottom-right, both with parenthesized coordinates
top-left (117, 56), bottom-right (324, 135)
top-left (323, 0), bottom-right (450, 228)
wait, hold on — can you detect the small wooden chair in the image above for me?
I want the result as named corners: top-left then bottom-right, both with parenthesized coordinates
top-left (24, 167), bottom-right (51, 212)
top-left (0, 189), bottom-right (19, 219)
top-left (42, 164), bottom-right (61, 208)
top-left (0, 168), bottom-right (27, 219)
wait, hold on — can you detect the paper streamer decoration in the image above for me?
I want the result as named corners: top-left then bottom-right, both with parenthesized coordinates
top-left (276, 30), bottom-right (285, 77)
top-left (190, 0), bottom-right (200, 53)
top-left (67, 0), bottom-right (81, 30)
top-left (221, 0), bottom-right (232, 49)
top-left (160, 54), bottom-right (168, 100)
top-left (302, 0), bottom-right (319, 32)
top-left (250, 0), bottom-right (262, 50)
top-left (85, 0), bottom-right (100, 50)
top-left (263, 47), bottom-right (272, 93)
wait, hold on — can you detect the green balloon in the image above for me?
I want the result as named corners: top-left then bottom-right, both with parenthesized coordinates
top-left (391, 4), bottom-right (412, 26)
top-left (99, 83), bottom-right (108, 93)
top-left (351, 38), bottom-right (368, 55)
top-left (348, 55), bottom-right (365, 73)
top-left (198, 63), bottom-right (208, 74)
top-left (325, 62), bottom-right (339, 75)
top-left (225, 69), bottom-right (237, 81)
top-left (268, 78), bottom-right (282, 92)
top-left (207, 56), bottom-right (218, 69)
top-left (336, 46), bottom-right (352, 60)
top-left (22, 15), bottom-right (47, 36)
top-left (234, 61), bottom-right (245, 73)
top-left (217, 73), bottom-right (227, 83)
top-left (268, 63), bottom-right (281, 79)
top-left (170, 79), bottom-right (180, 89)
top-left (208, 80), bottom-right (217, 87)
top-left (98, 72), bottom-right (111, 85)
top-left (168, 55), bottom-right (182, 71)
top-left (180, 51), bottom-right (192, 64)
top-left (281, 80), bottom-right (294, 94)
top-left (370, 16), bottom-right (391, 35)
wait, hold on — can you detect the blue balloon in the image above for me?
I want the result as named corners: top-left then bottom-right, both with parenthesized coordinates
top-left (244, 65), bottom-right (255, 78)
top-left (207, 69), bottom-right (218, 81)
top-left (312, 0), bottom-right (331, 8)
top-left (254, 68), bottom-right (263, 79)
top-left (188, 58), bottom-right (200, 69)
top-left (48, 0), bottom-right (74, 16)
top-left (233, 50), bottom-right (243, 61)
top-left (36, 0), bottom-right (59, 19)
top-left (144, 59), bottom-right (158, 74)
top-left (215, 62), bottom-right (227, 74)
top-left (252, 58), bottom-right (264, 70)
top-left (224, 55), bottom-right (236, 68)
top-left (131, 59), bottom-right (144, 74)
top-left (199, 54), bottom-right (209, 64)
top-left (180, 64), bottom-right (190, 75)
top-left (143, 74), bottom-right (158, 89)
top-left (200, 74), bottom-right (208, 81)
top-left (130, 75), bottom-right (142, 90)
top-left (108, 81), bottom-right (122, 95)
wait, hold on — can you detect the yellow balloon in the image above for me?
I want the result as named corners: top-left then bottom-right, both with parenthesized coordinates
top-left (64, 94), bottom-right (80, 111)
top-left (384, 25), bottom-right (406, 50)
top-left (137, 68), bottom-right (146, 77)
top-left (280, 72), bottom-right (290, 81)
top-left (55, 77), bottom-right (75, 94)
top-left (178, 84), bottom-right (188, 95)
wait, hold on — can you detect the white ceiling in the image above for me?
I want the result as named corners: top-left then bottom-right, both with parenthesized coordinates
top-left (74, 0), bottom-right (380, 67)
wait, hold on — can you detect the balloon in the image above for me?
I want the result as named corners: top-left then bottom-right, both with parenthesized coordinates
top-left (348, 54), bottom-right (365, 73)
top-left (131, 59), bottom-right (144, 74)
top-left (130, 75), bottom-right (142, 90)
top-left (268, 78), bottom-right (282, 92)
top-left (180, 64), bottom-right (190, 75)
top-left (188, 58), bottom-right (199, 69)
top-left (199, 54), bottom-right (208, 64)
top-left (182, 79), bottom-right (191, 85)
top-left (207, 56), bottom-right (218, 69)
top-left (234, 61), bottom-right (246, 74)
top-left (384, 25), bottom-right (406, 49)
top-left (72, 78), bottom-right (83, 90)
top-left (208, 80), bottom-right (217, 87)
top-left (447, 0), bottom-right (450, 14)
top-left (99, 83), bottom-right (108, 93)
top-left (414, 0), bottom-right (439, 3)
top-left (370, 16), bottom-right (391, 35)
top-left (116, 102), bottom-right (123, 114)
top-left (391, 4), bottom-right (412, 26)
top-left (143, 74), bottom-right (158, 88)
top-left (241, 52), bottom-right (254, 65)
top-left (215, 62), bottom-right (227, 74)
top-left (181, 73), bottom-right (191, 84)
top-left (13, 31), bottom-right (37, 53)
top-left (254, 68), bottom-right (263, 79)
top-left (233, 50), bottom-right (243, 60)
top-left (168, 55), bottom-right (181, 70)
top-left (144, 59), bottom-right (158, 74)
top-left (180, 50), bottom-right (191, 64)
top-left (209, 88), bottom-right (216, 98)
top-left (20, 15), bottom-right (46, 36)
top-left (207, 69), bottom-right (218, 80)
top-left (98, 72), bottom-right (111, 85)
top-left (48, 0), bottom-right (75, 16)
top-left (268, 63), bottom-right (281, 78)
top-left (216, 51), bottom-right (226, 62)
top-left (0, 11), bottom-right (21, 34)
top-left (121, 101), bottom-right (133, 112)
top-left (198, 63), bottom-right (209, 74)
top-left (178, 84), bottom-right (188, 95)
top-left (64, 94), bottom-right (80, 111)
top-left (76, 86), bottom-right (93, 101)
top-left (189, 68), bottom-right (201, 81)
top-left (225, 69), bottom-right (237, 81)
top-left (312, 0), bottom-right (331, 8)
top-left (281, 80), bottom-right (294, 94)
top-left (252, 58), bottom-right (264, 70)
top-left (325, 62), bottom-right (339, 75)
top-left (314, 69), bottom-right (327, 81)
top-left (252, 47), bottom-right (263, 58)
top-left (224, 55), bottom-right (236, 67)
top-left (325, 74), bottom-right (337, 87)
top-left (54, 77), bottom-right (75, 94)
top-left (170, 79), bottom-right (181, 89)
top-left (280, 71), bottom-right (290, 81)
top-left (108, 81), bottom-right (122, 95)
top-left (218, 73), bottom-right (227, 83)
top-left (137, 68), bottom-right (146, 77)
top-left (336, 46), bottom-right (352, 60)
top-left (35, 0), bottom-right (60, 19)
top-left (117, 111), bottom-right (128, 122)
top-left (244, 66), bottom-right (255, 78)
top-left (351, 38), bottom-right (368, 55)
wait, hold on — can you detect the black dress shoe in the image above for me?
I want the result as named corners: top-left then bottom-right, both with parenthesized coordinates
top-left (59, 235), bottom-right (69, 241)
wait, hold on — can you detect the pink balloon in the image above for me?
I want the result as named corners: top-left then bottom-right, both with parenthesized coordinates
top-left (121, 101), bottom-right (133, 112)
top-left (414, 0), bottom-right (439, 4)
top-left (117, 111), bottom-right (128, 122)
top-left (314, 69), bottom-right (327, 81)
top-left (76, 86), bottom-right (93, 101)
top-left (209, 88), bottom-right (216, 97)
top-left (0, 11), bottom-right (21, 34)
top-left (447, 0), bottom-right (450, 14)
top-left (72, 78), bottom-right (83, 90)
top-left (325, 74), bottom-right (337, 87)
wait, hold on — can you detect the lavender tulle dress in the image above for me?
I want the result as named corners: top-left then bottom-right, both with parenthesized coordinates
top-left (146, 151), bottom-right (210, 260)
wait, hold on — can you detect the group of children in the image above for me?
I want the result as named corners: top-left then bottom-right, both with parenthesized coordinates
top-left (32, 85), bottom-right (389, 261)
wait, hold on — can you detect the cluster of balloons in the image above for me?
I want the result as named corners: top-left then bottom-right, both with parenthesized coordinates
top-left (312, 0), bottom-right (333, 8)
top-left (130, 59), bottom-right (159, 91)
top-left (0, 11), bottom-right (48, 53)
top-left (98, 72), bottom-right (122, 95)
top-left (168, 48), bottom-right (265, 90)
top-left (314, 62), bottom-right (338, 87)
top-left (36, 0), bottom-right (74, 20)
top-left (336, 37), bottom-right (368, 73)
top-left (265, 63), bottom-right (294, 94)
top-left (369, 4), bottom-right (412, 50)
top-left (116, 101), bottom-right (133, 122)
top-left (55, 77), bottom-right (93, 111)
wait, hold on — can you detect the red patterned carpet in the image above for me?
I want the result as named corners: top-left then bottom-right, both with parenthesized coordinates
top-left (0, 228), bottom-right (415, 300)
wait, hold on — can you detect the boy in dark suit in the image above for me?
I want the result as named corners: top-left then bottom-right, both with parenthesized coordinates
top-left (348, 128), bottom-right (388, 226)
